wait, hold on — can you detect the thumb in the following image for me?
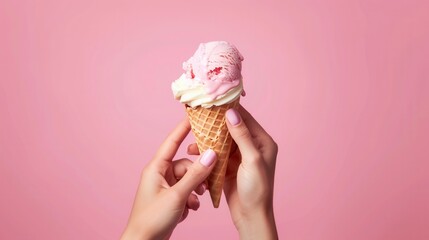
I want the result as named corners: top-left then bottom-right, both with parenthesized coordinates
top-left (225, 108), bottom-right (260, 160)
top-left (171, 149), bottom-right (217, 197)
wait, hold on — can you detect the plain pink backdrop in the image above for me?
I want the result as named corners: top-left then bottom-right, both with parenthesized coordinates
top-left (1, 0), bottom-right (428, 239)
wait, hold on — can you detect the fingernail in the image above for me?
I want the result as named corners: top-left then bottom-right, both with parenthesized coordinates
top-left (226, 109), bottom-right (241, 126)
top-left (200, 149), bottom-right (216, 167)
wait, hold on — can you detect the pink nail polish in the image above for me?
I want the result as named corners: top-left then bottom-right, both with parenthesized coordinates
top-left (200, 149), bottom-right (216, 167)
top-left (226, 109), bottom-right (241, 126)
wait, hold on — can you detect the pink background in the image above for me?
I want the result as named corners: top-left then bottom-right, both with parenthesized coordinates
top-left (1, 0), bottom-right (428, 239)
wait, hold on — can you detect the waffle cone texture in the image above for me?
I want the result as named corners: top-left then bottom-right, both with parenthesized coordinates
top-left (185, 98), bottom-right (240, 208)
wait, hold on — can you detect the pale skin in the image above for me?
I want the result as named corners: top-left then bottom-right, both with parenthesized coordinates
top-left (121, 105), bottom-right (278, 240)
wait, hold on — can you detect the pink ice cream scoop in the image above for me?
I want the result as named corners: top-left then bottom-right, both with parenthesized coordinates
top-left (182, 41), bottom-right (244, 100)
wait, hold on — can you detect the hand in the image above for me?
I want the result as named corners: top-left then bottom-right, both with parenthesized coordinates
top-left (121, 119), bottom-right (218, 240)
top-left (224, 105), bottom-right (278, 239)
top-left (188, 105), bottom-right (278, 239)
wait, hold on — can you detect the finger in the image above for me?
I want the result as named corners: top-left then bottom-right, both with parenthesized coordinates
top-left (171, 149), bottom-right (217, 197)
top-left (179, 208), bottom-right (189, 223)
top-left (195, 182), bottom-right (207, 195)
top-left (153, 119), bottom-right (191, 165)
top-left (225, 108), bottom-right (260, 160)
top-left (238, 105), bottom-right (278, 164)
top-left (187, 143), bottom-right (200, 155)
top-left (172, 159), bottom-right (207, 195)
top-left (186, 193), bottom-right (200, 211)
top-left (225, 149), bottom-right (241, 180)
top-left (230, 141), bottom-right (238, 156)
top-left (237, 105), bottom-right (272, 141)
top-left (172, 158), bottom-right (193, 179)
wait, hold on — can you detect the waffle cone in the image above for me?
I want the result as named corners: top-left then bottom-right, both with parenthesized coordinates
top-left (186, 98), bottom-right (240, 208)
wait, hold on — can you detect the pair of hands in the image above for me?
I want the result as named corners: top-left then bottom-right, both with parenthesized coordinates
top-left (121, 105), bottom-right (278, 240)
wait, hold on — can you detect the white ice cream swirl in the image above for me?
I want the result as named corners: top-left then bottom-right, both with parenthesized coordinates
top-left (172, 74), bottom-right (243, 108)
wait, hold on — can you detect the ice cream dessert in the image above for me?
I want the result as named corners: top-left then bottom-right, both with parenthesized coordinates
top-left (172, 41), bottom-right (244, 208)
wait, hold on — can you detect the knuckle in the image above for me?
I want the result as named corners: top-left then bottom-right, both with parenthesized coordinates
top-left (233, 126), bottom-right (252, 140)
top-left (246, 151), bottom-right (263, 164)
top-left (187, 165), bottom-right (206, 180)
top-left (262, 135), bottom-right (278, 154)
top-left (270, 138), bottom-right (279, 154)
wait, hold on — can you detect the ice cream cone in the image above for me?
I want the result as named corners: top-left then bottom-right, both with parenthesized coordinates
top-left (172, 41), bottom-right (244, 207)
top-left (186, 98), bottom-right (240, 208)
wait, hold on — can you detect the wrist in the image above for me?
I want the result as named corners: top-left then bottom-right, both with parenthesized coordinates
top-left (235, 207), bottom-right (278, 240)
top-left (121, 225), bottom-right (154, 240)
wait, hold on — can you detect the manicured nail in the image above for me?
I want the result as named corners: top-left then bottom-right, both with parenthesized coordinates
top-left (200, 149), bottom-right (216, 167)
top-left (226, 109), bottom-right (241, 126)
